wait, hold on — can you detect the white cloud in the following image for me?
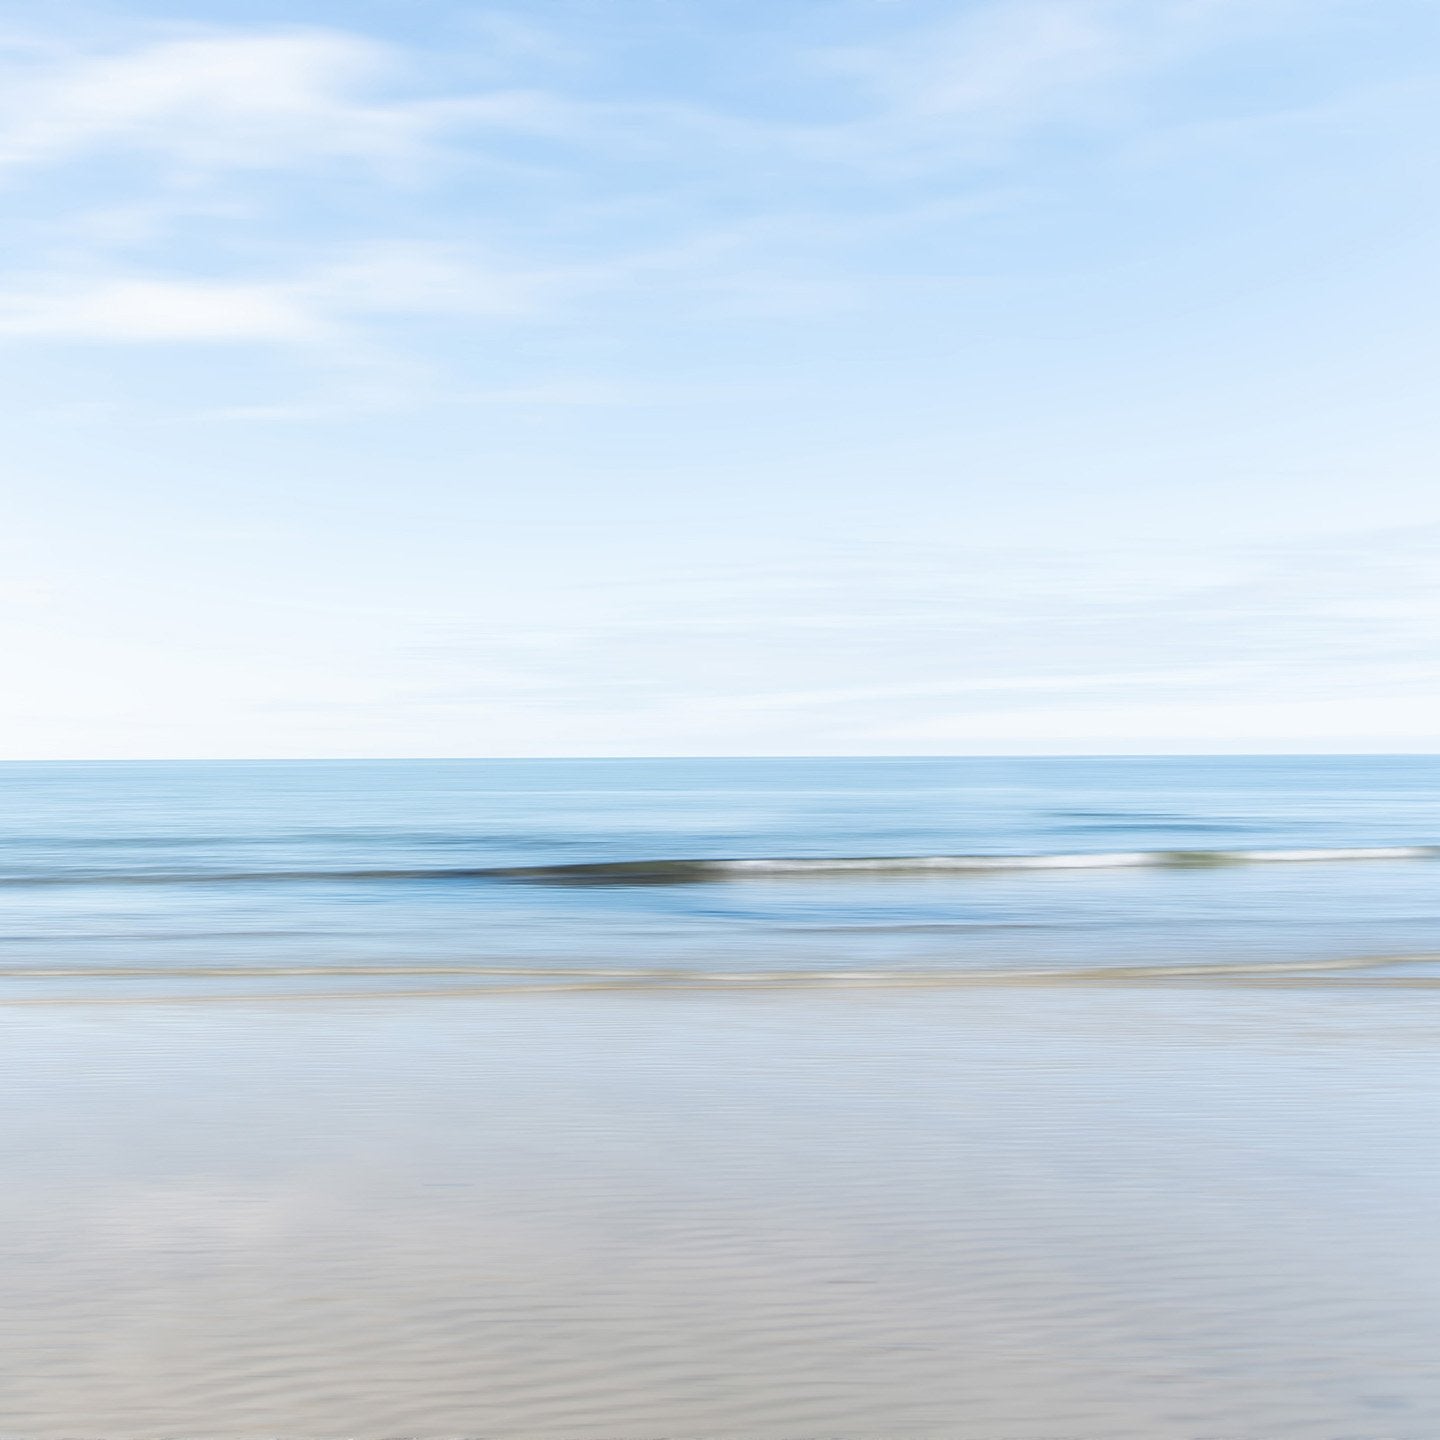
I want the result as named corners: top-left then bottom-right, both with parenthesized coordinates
top-left (819, 0), bottom-right (1325, 156)
top-left (0, 244), bottom-right (551, 344)
top-left (0, 1), bottom-right (1389, 381)
top-left (0, 3), bottom-right (1302, 191)
top-left (0, 276), bottom-right (323, 341)
top-left (837, 0), bottom-right (1137, 122)
top-left (0, 26), bottom-right (708, 184)
top-left (0, 29), bottom-right (421, 174)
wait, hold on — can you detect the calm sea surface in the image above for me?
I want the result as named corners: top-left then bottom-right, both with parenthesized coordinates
top-left (1, 755), bottom-right (1439, 998)
top-left (3, 758), bottom-right (1439, 1437)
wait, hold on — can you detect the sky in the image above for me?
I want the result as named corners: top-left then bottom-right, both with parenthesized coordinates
top-left (2, 0), bottom-right (1439, 758)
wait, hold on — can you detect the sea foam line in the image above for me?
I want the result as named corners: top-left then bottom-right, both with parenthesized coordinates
top-left (2, 953), bottom-right (1438, 1007)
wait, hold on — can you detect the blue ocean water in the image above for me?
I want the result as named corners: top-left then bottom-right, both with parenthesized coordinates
top-left (1, 756), bottom-right (1439, 1000)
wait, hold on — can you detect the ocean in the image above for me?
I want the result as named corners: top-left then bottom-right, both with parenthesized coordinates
top-left (3, 754), bottom-right (1440, 1000)
top-left (3, 756), bottom-right (1439, 1437)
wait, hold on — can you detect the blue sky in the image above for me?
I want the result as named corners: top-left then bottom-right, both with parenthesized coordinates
top-left (3, 0), bottom-right (1439, 757)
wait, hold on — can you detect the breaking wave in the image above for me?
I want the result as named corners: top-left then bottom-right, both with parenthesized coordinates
top-left (0, 845), bottom-right (1436, 887)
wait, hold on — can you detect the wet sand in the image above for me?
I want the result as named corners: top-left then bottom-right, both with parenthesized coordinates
top-left (2, 986), bottom-right (1438, 1438)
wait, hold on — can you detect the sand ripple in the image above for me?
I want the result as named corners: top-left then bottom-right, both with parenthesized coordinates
top-left (1, 989), bottom-right (1438, 1438)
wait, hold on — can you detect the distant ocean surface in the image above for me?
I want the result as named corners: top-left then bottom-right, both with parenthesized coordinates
top-left (3, 755), bottom-right (1439, 1001)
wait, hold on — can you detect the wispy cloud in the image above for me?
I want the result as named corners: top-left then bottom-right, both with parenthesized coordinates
top-left (0, 0), bottom-right (1398, 393)
top-left (0, 4), bottom-right (1340, 190)
top-left (0, 24), bottom-right (777, 183)
top-left (814, 0), bottom-right (1322, 155)
top-left (826, 0), bottom-right (1143, 126)
top-left (0, 275), bottom-right (322, 341)
top-left (0, 29), bottom-right (427, 175)
top-left (0, 242), bottom-right (557, 343)
top-left (398, 527), bottom-right (1440, 753)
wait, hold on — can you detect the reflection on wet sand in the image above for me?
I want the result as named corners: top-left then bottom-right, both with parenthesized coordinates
top-left (3, 986), bottom-right (1438, 1439)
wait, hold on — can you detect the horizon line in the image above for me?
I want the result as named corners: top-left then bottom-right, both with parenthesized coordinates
top-left (3, 752), bottom-right (1439, 765)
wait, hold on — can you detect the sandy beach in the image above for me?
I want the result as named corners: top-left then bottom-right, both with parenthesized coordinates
top-left (4, 983), bottom-right (1438, 1439)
